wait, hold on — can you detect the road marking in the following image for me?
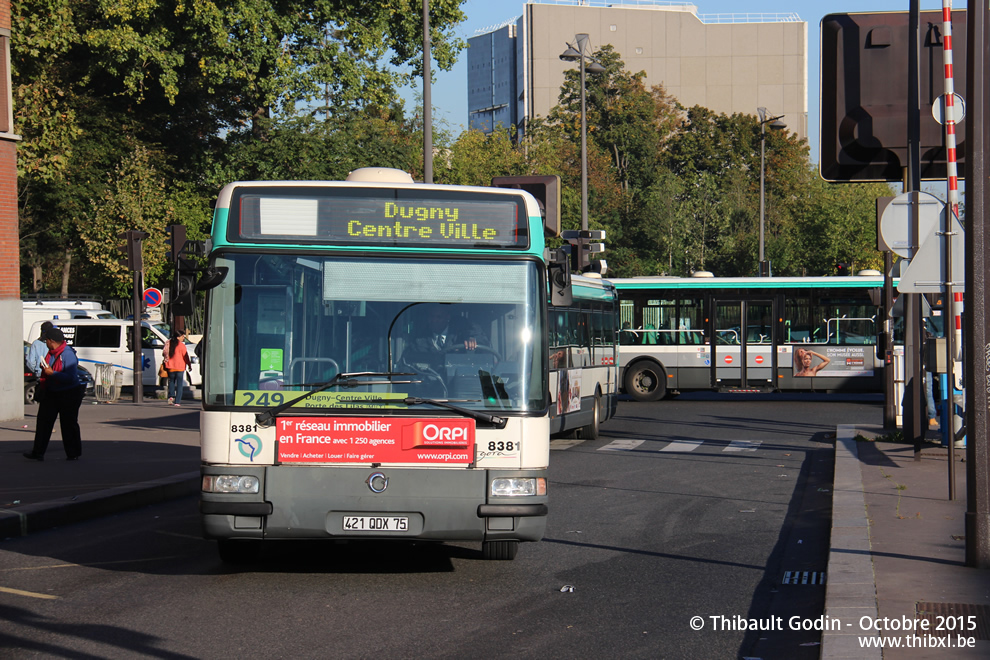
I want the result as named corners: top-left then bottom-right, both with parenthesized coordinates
top-left (550, 438), bottom-right (585, 450)
top-left (0, 586), bottom-right (58, 600)
top-left (724, 440), bottom-right (762, 452)
top-left (599, 439), bottom-right (645, 451)
top-left (782, 571), bottom-right (827, 585)
top-left (659, 439), bottom-right (704, 452)
top-left (0, 555), bottom-right (191, 572)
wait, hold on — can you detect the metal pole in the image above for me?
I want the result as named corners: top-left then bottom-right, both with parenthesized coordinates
top-left (906, 0), bottom-right (925, 459)
top-left (965, 0), bottom-right (990, 568)
top-left (884, 250), bottom-right (897, 428)
top-left (579, 38), bottom-right (589, 233)
top-left (131, 270), bottom-right (143, 404)
top-left (759, 121), bottom-right (766, 273)
top-left (940, 0), bottom-right (959, 500)
top-left (422, 0), bottom-right (433, 184)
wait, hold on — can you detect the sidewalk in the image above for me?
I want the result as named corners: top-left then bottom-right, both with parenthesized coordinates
top-left (0, 395), bottom-right (201, 538)
top-left (823, 425), bottom-right (990, 659)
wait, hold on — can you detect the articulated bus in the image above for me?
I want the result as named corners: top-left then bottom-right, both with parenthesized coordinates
top-left (195, 168), bottom-right (616, 562)
top-left (610, 273), bottom-right (886, 401)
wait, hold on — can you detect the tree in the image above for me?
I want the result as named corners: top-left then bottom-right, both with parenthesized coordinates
top-left (441, 128), bottom-right (526, 187)
top-left (13, 0), bottom-right (467, 295)
top-left (79, 147), bottom-right (179, 297)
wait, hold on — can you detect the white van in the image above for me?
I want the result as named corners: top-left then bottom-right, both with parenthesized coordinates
top-left (22, 301), bottom-right (116, 342)
top-left (25, 319), bottom-right (202, 388)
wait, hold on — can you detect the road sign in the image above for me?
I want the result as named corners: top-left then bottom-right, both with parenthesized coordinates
top-left (933, 93), bottom-right (966, 125)
top-left (896, 210), bottom-right (965, 293)
top-left (820, 10), bottom-right (969, 182)
top-left (143, 287), bottom-right (163, 308)
top-left (878, 192), bottom-right (942, 258)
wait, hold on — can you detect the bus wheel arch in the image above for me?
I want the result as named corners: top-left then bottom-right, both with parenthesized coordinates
top-left (624, 360), bottom-right (668, 402)
top-left (577, 387), bottom-right (602, 440)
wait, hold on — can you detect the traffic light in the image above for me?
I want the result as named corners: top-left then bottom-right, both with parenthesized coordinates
top-left (836, 262), bottom-right (852, 276)
top-left (561, 229), bottom-right (606, 272)
top-left (116, 230), bottom-right (149, 271)
top-left (171, 258), bottom-right (198, 317)
top-left (166, 224), bottom-right (187, 262)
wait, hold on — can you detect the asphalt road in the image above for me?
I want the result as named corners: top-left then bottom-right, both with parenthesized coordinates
top-left (0, 393), bottom-right (882, 659)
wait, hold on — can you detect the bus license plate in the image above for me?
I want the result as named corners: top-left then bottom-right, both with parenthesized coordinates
top-left (342, 516), bottom-right (409, 532)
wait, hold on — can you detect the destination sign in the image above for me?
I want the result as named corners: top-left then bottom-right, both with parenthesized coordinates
top-left (232, 187), bottom-right (529, 249)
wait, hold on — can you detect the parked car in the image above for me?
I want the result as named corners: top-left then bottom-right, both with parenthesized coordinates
top-left (23, 343), bottom-right (95, 404)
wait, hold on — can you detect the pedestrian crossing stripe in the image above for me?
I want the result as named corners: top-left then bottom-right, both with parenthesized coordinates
top-left (550, 438), bottom-right (586, 450)
top-left (659, 439), bottom-right (705, 452)
top-left (724, 439), bottom-right (762, 452)
top-left (552, 438), bottom-right (766, 453)
top-left (598, 439), bottom-right (644, 451)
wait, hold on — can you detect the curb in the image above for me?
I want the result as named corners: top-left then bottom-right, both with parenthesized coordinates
top-left (820, 425), bottom-right (881, 659)
top-left (0, 472), bottom-right (200, 539)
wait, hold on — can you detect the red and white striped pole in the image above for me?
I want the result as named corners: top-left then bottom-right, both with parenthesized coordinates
top-left (941, 1), bottom-right (963, 362)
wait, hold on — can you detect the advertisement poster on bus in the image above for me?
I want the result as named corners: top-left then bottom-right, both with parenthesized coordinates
top-left (556, 369), bottom-right (582, 414)
top-left (791, 346), bottom-right (873, 378)
top-left (276, 416), bottom-right (475, 464)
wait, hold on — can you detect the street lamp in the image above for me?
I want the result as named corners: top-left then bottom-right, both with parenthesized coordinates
top-left (757, 107), bottom-right (786, 277)
top-left (560, 34), bottom-right (605, 233)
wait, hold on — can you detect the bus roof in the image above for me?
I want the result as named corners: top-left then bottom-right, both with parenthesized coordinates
top-left (608, 275), bottom-right (887, 290)
top-left (571, 273), bottom-right (618, 302)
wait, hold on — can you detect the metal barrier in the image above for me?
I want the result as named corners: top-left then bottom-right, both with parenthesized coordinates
top-left (95, 363), bottom-right (122, 403)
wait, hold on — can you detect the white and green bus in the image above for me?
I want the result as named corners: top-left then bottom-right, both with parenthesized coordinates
top-left (610, 273), bottom-right (886, 401)
top-left (194, 168), bottom-right (617, 562)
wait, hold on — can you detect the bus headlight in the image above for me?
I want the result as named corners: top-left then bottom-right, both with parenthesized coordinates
top-left (491, 477), bottom-right (546, 497)
top-left (202, 475), bottom-right (260, 494)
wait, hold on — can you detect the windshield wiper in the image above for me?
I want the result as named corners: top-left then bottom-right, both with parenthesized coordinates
top-left (255, 371), bottom-right (417, 427)
top-left (402, 397), bottom-right (507, 429)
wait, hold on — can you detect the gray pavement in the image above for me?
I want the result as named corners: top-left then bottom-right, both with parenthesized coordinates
top-left (823, 426), bottom-right (990, 659)
top-left (3, 397), bottom-right (990, 659)
top-left (0, 393), bottom-right (200, 538)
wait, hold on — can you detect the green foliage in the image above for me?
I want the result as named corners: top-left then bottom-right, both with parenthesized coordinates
top-left (441, 129), bottom-right (526, 186)
top-left (80, 146), bottom-right (176, 296)
top-left (13, 3), bottom-right (895, 297)
top-left (13, 0), bottom-right (465, 296)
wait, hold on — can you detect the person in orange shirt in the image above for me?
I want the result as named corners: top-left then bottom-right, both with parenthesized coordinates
top-left (163, 330), bottom-right (192, 406)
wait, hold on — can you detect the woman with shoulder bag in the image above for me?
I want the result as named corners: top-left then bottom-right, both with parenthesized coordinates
top-left (23, 327), bottom-right (87, 461)
top-left (163, 330), bottom-right (192, 406)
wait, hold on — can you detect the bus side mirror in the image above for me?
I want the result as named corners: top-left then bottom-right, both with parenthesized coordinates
top-left (548, 248), bottom-right (572, 307)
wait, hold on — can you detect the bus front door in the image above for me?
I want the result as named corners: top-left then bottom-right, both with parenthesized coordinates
top-left (711, 299), bottom-right (774, 391)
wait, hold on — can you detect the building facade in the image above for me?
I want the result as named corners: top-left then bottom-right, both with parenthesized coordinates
top-left (468, 1), bottom-right (808, 141)
top-left (0, 0), bottom-right (21, 421)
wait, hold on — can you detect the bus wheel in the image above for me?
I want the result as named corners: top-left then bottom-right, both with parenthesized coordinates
top-left (624, 362), bottom-right (667, 402)
top-left (577, 391), bottom-right (602, 440)
top-left (217, 539), bottom-right (262, 564)
top-left (482, 540), bottom-right (519, 560)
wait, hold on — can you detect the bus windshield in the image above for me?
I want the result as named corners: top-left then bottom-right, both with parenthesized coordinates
top-left (202, 253), bottom-right (546, 414)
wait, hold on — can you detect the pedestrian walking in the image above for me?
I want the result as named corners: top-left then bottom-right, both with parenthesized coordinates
top-left (163, 330), bottom-right (191, 406)
top-left (23, 327), bottom-right (87, 461)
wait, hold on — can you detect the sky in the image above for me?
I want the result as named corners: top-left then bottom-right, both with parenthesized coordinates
top-left (403, 0), bottom-right (949, 164)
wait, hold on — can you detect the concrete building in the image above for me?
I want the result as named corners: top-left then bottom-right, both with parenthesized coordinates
top-left (468, 1), bottom-right (808, 141)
